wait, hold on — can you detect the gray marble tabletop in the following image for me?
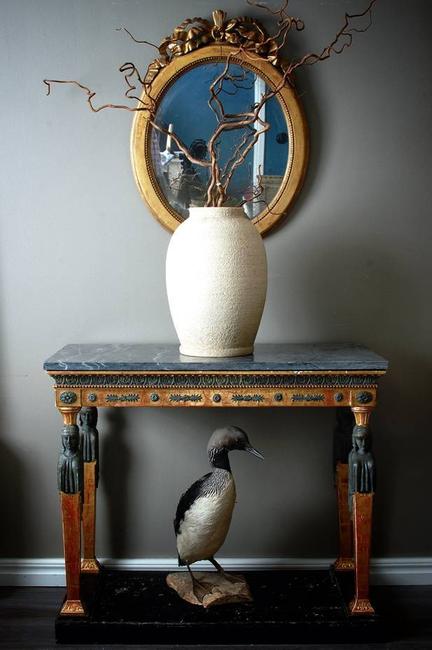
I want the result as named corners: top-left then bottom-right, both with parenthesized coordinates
top-left (43, 343), bottom-right (388, 372)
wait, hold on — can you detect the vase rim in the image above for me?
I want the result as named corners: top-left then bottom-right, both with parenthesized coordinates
top-left (188, 206), bottom-right (246, 218)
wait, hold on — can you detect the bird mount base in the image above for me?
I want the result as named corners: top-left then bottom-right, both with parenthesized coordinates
top-left (166, 571), bottom-right (253, 607)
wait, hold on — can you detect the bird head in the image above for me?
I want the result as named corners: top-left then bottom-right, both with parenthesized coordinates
top-left (207, 426), bottom-right (264, 460)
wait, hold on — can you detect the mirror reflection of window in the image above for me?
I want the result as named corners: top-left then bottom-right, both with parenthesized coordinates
top-left (150, 62), bottom-right (288, 220)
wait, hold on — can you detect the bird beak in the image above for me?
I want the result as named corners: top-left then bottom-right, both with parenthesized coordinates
top-left (245, 446), bottom-right (264, 460)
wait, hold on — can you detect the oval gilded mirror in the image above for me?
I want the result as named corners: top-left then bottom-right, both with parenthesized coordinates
top-left (131, 42), bottom-right (308, 235)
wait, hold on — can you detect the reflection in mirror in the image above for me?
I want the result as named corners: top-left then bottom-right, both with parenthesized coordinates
top-left (150, 62), bottom-right (289, 220)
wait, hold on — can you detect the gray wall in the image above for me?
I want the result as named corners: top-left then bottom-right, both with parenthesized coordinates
top-left (0, 0), bottom-right (431, 561)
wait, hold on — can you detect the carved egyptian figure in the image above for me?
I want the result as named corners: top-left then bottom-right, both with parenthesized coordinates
top-left (348, 424), bottom-right (375, 498)
top-left (79, 407), bottom-right (99, 464)
top-left (58, 425), bottom-right (82, 494)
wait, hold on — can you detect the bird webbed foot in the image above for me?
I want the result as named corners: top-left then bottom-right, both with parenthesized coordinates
top-left (186, 565), bottom-right (208, 603)
top-left (209, 557), bottom-right (238, 583)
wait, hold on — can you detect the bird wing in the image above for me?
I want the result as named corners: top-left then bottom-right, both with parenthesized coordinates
top-left (174, 472), bottom-right (212, 536)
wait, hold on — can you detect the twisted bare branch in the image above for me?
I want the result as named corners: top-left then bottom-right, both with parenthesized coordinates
top-left (44, 1), bottom-right (377, 208)
top-left (43, 79), bottom-right (148, 113)
top-left (117, 27), bottom-right (160, 49)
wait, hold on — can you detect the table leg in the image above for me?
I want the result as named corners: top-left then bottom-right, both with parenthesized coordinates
top-left (79, 407), bottom-right (100, 573)
top-left (58, 406), bottom-right (85, 616)
top-left (333, 409), bottom-right (354, 571)
top-left (334, 463), bottom-right (354, 570)
top-left (348, 406), bottom-right (375, 615)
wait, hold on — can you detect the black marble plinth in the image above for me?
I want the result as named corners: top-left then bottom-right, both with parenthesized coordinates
top-left (55, 569), bottom-right (387, 644)
top-left (44, 343), bottom-right (388, 372)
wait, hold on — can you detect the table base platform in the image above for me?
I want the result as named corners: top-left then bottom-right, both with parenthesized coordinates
top-left (55, 568), bottom-right (387, 644)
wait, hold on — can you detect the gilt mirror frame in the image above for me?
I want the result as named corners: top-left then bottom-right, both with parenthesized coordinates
top-left (131, 17), bottom-right (309, 236)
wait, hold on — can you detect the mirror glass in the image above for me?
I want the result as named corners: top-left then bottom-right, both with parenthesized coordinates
top-left (149, 62), bottom-right (289, 220)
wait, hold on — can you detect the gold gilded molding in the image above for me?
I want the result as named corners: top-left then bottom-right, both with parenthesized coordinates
top-left (352, 406), bottom-right (374, 427)
top-left (146, 11), bottom-right (286, 88)
top-left (50, 387), bottom-right (379, 408)
top-left (58, 406), bottom-right (81, 425)
top-left (51, 371), bottom-right (381, 408)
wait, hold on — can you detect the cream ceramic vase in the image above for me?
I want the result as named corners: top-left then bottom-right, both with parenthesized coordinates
top-left (166, 206), bottom-right (267, 357)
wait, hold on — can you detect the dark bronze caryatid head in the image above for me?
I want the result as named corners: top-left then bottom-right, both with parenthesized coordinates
top-left (79, 407), bottom-right (98, 429)
top-left (61, 425), bottom-right (79, 454)
top-left (352, 424), bottom-right (370, 454)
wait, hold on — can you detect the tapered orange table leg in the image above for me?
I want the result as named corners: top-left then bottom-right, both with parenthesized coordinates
top-left (334, 462), bottom-right (354, 571)
top-left (350, 492), bottom-right (374, 615)
top-left (60, 492), bottom-right (85, 615)
top-left (58, 406), bottom-right (85, 616)
top-left (81, 460), bottom-right (100, 572)
top-left (349, 406), bottom-right (375, 615)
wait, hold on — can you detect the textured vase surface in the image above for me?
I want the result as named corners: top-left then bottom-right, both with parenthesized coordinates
top-left (166, 206), bottom-right (267, 357)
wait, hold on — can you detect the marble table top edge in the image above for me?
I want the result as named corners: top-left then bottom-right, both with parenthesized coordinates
top-left (43, 343), bottom-right (389, 373)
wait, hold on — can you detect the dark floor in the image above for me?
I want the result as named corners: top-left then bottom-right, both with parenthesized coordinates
top-left (1, 585), bottom-right (432, 649)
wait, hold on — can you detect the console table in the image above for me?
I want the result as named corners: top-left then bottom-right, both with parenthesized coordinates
top-left (44, 343), bottom-right (388, 625)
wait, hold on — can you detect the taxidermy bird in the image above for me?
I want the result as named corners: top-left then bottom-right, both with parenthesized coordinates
top-left (174, 425), bottom-right (263, 599)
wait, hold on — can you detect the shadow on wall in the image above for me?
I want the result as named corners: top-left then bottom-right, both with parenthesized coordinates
top-left (96, 403), bottom-right (338, 559)
top-left (272, 235), bottom-right (432, 556)
top-left (100, 409), bottom-right (133, 559)
top-left (0, 439), bottom-right (29, 557)
top-left (0, 292), bottom-right (31, 558)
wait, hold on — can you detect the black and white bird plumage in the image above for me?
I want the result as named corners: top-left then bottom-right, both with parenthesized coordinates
top-left (174, 426), bottom-right (263, 584)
